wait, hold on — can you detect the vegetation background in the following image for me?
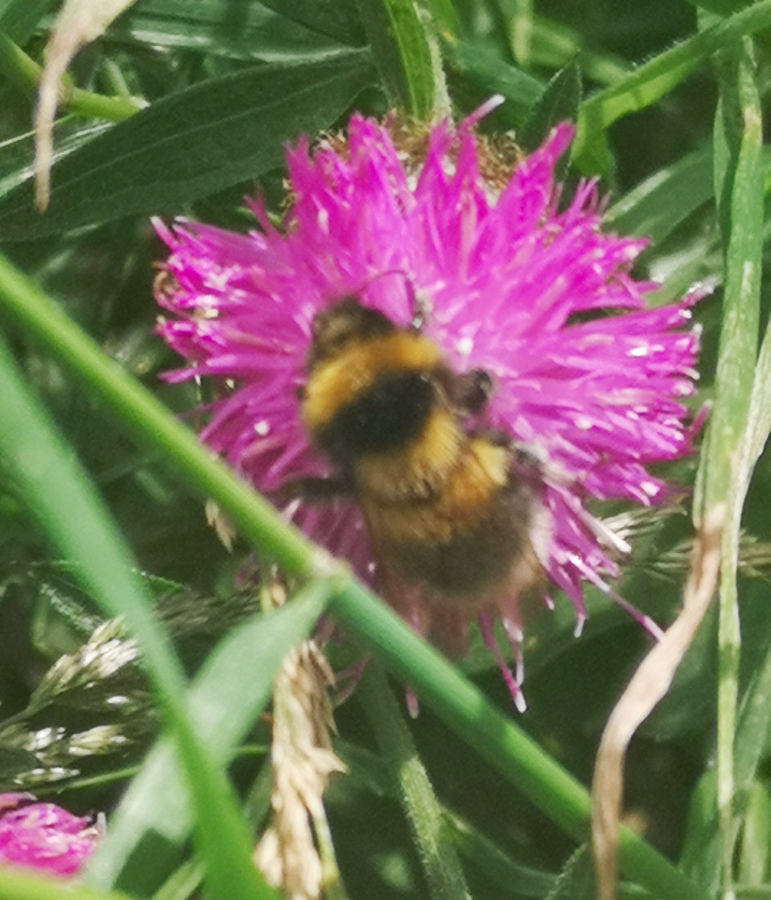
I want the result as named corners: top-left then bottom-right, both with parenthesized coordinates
top-left (0, 1), bottom-right (769, 899)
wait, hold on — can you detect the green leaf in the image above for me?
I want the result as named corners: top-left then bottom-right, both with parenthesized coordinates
top-left (682, 0), bottom-right (756, 15)
top-left (700, 33), bottom-right (764, 605)
top-left (421, 0), bottom-right (461, 38)
top-left (545, 846), bottom-right (595, 900)
top-left (257, 0), bottom-right (366, 47)
top-left (605, 143), bottom-right (714, 244)
top-left (693, 36), bottom-right (764, 897)
top-left (354, 0), bottom-right (439, 118)
top-left (0, 0), bottom-right (52, 43)
top-left (519, 59), bottom-right (581, 153)
top-left (442, 35), bottom-right (544, 129)
top-left (448, 812), bottom-right (557, 897)
top-left (737, 780), bottom-right (771, 885)
top-left (683, 587), bottom-right (771, 889)
top-left (113, 0), bottom-right (362, 61)
top-left (734, 595), bottom-right (771, 804)
top-left (573, 0), bottom-right (771, 173)
top-left (679, 771), bottom-right (720, 894)
top-left (530, 16), bottom-right (628, 87)
top-left (87, 587), bottom-right (329, 895)
top-left (0, 290), bottom-right (271, 900)
top-left (0, 50), bottom-right (376, 240)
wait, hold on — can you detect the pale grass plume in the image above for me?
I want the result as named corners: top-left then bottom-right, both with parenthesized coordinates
top-left (255, 639), bottom-right (347, 900)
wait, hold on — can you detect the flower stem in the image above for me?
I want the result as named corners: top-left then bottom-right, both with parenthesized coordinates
top-left (0, 866), bottom-right (133, 900)
top-left (333, 586), bottom-right (704, 900)
top-left (0, 251), bottom-right (702, 900)
top-left (0, 31), bottom-right (141, 121)
top-left (360, 660), bottom-right (470, 900)
top-left (313, 806), bottom-right (349, 900)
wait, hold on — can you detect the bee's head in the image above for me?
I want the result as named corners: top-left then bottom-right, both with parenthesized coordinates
top-left (307, 297), bottom-right (395, 372)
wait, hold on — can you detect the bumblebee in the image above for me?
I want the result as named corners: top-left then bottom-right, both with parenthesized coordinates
top-left (290, 295), bottom-right (548, 628)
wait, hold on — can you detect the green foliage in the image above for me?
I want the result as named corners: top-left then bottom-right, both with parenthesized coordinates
top-left (0, 1), bottom-right (769, 900)
top-left (0, 52), bottom-right (377, 239)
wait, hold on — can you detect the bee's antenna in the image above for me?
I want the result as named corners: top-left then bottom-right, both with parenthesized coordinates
top-left (349, 269), bottom-right (434, 331)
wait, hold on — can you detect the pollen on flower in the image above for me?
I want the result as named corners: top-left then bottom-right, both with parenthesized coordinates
top-left (154, 108), bottom-right (701, 707)
top-left (455, 336), bottom-right (474, 357)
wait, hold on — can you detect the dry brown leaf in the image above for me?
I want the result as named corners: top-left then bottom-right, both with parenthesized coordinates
top-left (591, 504), bottom-right (724, 900)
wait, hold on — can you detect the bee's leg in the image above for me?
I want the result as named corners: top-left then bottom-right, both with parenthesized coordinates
top-left (480, 428), bottom-right (513, 447)
top-left (511, 442), bottom-right (547, 471)
top-left (276, 474), bottom-right (354, 504)
top-left (472, 429), bottom-right (547, 477)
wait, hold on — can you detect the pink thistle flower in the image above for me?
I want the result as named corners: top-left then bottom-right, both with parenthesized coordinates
top-left (155, 111), bottom-right (700, 708)
top-left (0, 793), bottom-right (100, 876)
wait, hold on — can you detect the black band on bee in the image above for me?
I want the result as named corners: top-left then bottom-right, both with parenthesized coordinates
top-left (316, 370), bottom-right (435, 463)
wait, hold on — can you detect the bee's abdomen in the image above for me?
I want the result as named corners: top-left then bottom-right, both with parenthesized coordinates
top-left (364, 440), bottom-right (544, 602)
top-left (383, 489), bottom-right (535, 594)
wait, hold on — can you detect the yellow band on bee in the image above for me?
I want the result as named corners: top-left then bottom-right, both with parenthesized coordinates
top-left (301, 330), bottom-right (444, 433)
top-left (356, 407), bottom-right (462, 500)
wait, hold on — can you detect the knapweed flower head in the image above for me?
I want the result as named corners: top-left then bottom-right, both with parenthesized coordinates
top-left (0, 793), bottom-right (100, 876)
top-left (155, 106), bottom-right (700, 706)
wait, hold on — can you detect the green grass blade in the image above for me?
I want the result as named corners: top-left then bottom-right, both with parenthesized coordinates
top-left (605, 144), bottom-right (714, 243)
top-left (88, 584), bottom-right (332, 894)
top-left (0, 251), bottom-right (319, 580)
top-left (573, 0), bottom-right (771, 172)
top-left (691, 36), bottom-right (763, 897)
top-left (681, 39), bottom-right (771, 887)
top-left (354, 0), bottom-right (443, 117)
top-left (0, 327), bottom-right (272, 900)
